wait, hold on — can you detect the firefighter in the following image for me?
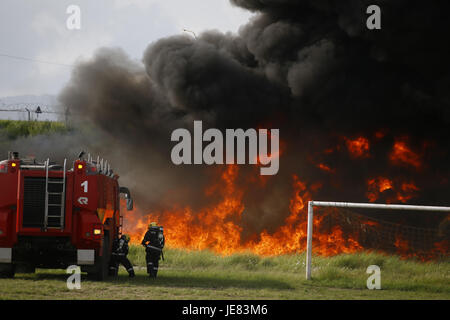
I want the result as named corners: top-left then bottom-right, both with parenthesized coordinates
top-left (109, 234), bottom-right (135, 278)
top-left (141, 222), bottom-right (165, 278)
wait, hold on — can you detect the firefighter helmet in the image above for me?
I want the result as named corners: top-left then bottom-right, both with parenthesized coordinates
top-left (149, 222), bottom-right (158, 228)
top-left (120, 234), bottom-right (130, 242)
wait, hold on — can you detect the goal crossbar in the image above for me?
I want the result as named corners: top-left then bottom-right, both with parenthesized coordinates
top-left (306, 201), bottom-right (450, 280)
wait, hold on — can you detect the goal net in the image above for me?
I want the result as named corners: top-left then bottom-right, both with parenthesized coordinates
top-left (305, 201), bottom-right (450, 279)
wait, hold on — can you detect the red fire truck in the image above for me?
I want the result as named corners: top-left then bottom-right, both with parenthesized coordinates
top-left (0, 151), bottom-right (133, 280)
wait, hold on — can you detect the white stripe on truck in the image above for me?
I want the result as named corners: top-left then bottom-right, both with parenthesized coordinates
top-left (77, 249), bottom-right (95, 265)
top-left (0, 248), bottom-right (12, 263)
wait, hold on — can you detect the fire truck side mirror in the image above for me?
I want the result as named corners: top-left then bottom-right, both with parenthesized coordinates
top-left (119, 187), bottom-right (133, 211)
top-left (126, 198), bottom-right (133, 211)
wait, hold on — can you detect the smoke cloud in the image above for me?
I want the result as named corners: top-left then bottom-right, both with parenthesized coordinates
top-left (3, 1), bottom-right (449, 237)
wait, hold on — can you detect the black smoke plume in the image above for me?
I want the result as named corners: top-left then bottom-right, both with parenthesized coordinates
top-left (5, 0), bottom-right (450, 239)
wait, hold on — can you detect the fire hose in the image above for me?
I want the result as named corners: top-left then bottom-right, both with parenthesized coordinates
top-left (146, 245), bottom-right (164, 261)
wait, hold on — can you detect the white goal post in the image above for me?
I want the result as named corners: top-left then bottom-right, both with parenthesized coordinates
top-left (306, 201), bottom-right (450, 280)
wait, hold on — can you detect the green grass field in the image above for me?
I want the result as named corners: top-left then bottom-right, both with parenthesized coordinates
top-left (0, 120), bottom-right (69, 140)
top-left (0, 246), bottom-right (448, 300)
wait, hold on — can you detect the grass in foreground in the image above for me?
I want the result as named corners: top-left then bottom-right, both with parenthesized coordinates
top-left (0, 247), bottom-right (448, 300)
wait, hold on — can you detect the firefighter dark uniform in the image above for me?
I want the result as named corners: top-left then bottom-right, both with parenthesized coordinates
top-left (141, 222), bottom-right (165, 278)
top-left (109, 235), bottom-right (135, 277)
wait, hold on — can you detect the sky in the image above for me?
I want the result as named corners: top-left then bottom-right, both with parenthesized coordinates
top-left (0, 0), bottom-right (253, 98)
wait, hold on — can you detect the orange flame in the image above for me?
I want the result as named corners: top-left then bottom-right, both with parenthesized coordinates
top-left (366, 177), bottom-right (420, 204)
top-left (123, 167), bottom-right (367, 257)
top-left (390, 139), bottom-right (422, 169)
top-left (316, 163), bottom-right (335, 173)
top-left (394, 235), bottom-right (411, 259)
top-left (121, 133), bottom-right (446, 261)
top-left (366, 177), bottom-right (394, 202)
top-left (396, 182), bottom-right (420, 203)
top-left (345, 136), bottom-right (370, 159)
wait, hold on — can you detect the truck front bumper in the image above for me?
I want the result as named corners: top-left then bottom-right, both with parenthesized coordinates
top-left (12, 236), bottom-right (77, 268)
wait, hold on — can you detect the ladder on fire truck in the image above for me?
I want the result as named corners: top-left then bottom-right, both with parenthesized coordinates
top-left (43, 158), bottom-right (67, 230)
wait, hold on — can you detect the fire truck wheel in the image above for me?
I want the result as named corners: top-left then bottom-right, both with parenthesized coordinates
top-left (0, 264), bottom-right (15, 278)
top-left (88, 235), bottom-right (110, 281)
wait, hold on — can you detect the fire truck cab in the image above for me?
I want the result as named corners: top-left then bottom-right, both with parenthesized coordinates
top-left (0, 151), bottom-right (133, 280)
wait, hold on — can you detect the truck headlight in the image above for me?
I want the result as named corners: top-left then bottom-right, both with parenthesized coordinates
top-left (93, 228), bottom-right (102, 235)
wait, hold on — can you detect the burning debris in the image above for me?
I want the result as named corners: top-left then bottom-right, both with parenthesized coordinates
top-left (36, 0), bottom-right (449, 259)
